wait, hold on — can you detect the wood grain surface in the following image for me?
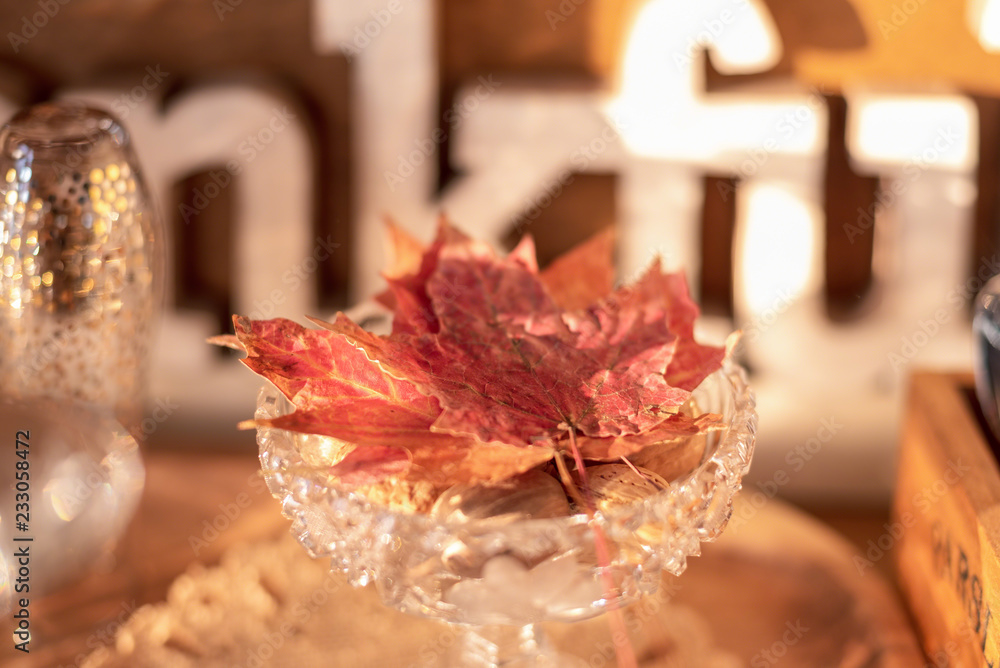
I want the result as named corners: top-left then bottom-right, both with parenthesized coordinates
top-left (0, 448), bottom-right (286, 668)
top-left (895, 372), bottom-right (1000, 667)
top-left (0, 446), bottom-right (926, 667)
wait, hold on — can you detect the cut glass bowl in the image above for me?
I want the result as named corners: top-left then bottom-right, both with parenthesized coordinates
top-left (256, 359), bottom-right (756, 665)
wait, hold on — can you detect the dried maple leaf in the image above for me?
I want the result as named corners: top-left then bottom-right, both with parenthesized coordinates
top-left (377, 219), bottom-right (612, 329)
top-left (229, 316), bottom-right (553, 488)
top-left (570, 412), bottom-right (721, 461)
top-left (319, 223), bottom-right (714, 447)
top-left (222, 218), bottom-right (727, 492)
top-left (538, 226), bottom-right (615, 311)
top-left (374, 217), bottom-right (427, 311)
top-left (383, 217), bottom-right (427, 279)
top-left (608, 260), bottom-right (726, 391)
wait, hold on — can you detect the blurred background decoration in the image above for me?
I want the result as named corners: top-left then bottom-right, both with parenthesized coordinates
top-left (1, 0), bottom-right (997, 505)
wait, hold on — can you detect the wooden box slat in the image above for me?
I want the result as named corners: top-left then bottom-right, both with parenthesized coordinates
top-left (895, 371), bottom-right (1000, 667)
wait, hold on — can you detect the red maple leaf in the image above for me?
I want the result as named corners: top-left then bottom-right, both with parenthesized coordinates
top-left (607, 260), bottom-right (726, 391)
top-left (373, 229), bottom-right (688, 444)
top-left (538, 226), bottom-right (615, 311)
top-left (222, 219), bottom-right (726, 488)
top-left (228, 316), bottom-right (553, 488)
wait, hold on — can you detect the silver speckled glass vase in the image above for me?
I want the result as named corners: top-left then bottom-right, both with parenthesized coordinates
top-left (0, 101), bottom-right (161, 430)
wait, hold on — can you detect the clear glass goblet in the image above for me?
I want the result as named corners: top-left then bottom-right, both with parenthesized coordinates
top-left (256, 360), bottom-right (756, 667)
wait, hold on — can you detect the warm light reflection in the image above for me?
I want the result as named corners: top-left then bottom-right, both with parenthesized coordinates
top-left (736, 182), bottom-right (817, 315)
top-left (611, 0), bottom-right (820, 162)
top-left (0, 549), bottom-right (10, 616)
top-left (709, 0), bottom-right (781, 74)
top-left (45, 477), bottom-right (83, 522)
top-left (970, 0), bottom-right (1000, 51)
top-left (849, 94), bottom-right (976, 171)
top-left (43, 456), bottom-right (90, 522)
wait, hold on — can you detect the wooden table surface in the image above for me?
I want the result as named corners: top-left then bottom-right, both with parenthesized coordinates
top-left (1, 443), bottom-right (287, 668)
top-left (0, 443), bottom-right (929, 667)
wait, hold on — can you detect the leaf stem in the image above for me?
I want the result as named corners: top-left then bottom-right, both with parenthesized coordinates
top-left (566, 430), bottom-right (638, 668)
top-left (553, 451), bottom-right (586, 509)
top-left (619, 455), bottom-right (664, 490)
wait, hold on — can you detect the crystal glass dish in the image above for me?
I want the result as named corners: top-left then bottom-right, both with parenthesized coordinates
top-left (256, 359), bottom-right (755, 665)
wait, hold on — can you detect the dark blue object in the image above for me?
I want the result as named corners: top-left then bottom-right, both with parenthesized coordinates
top-left (973, 275), bottom-right (1000, 441)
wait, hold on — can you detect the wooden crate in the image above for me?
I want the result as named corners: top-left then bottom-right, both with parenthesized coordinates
top-left (895, 371), bottom-right (1000, 667)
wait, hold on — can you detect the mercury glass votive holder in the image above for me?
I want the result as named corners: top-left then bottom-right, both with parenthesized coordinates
top-left (0, 101), bottom-right (162, 430)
